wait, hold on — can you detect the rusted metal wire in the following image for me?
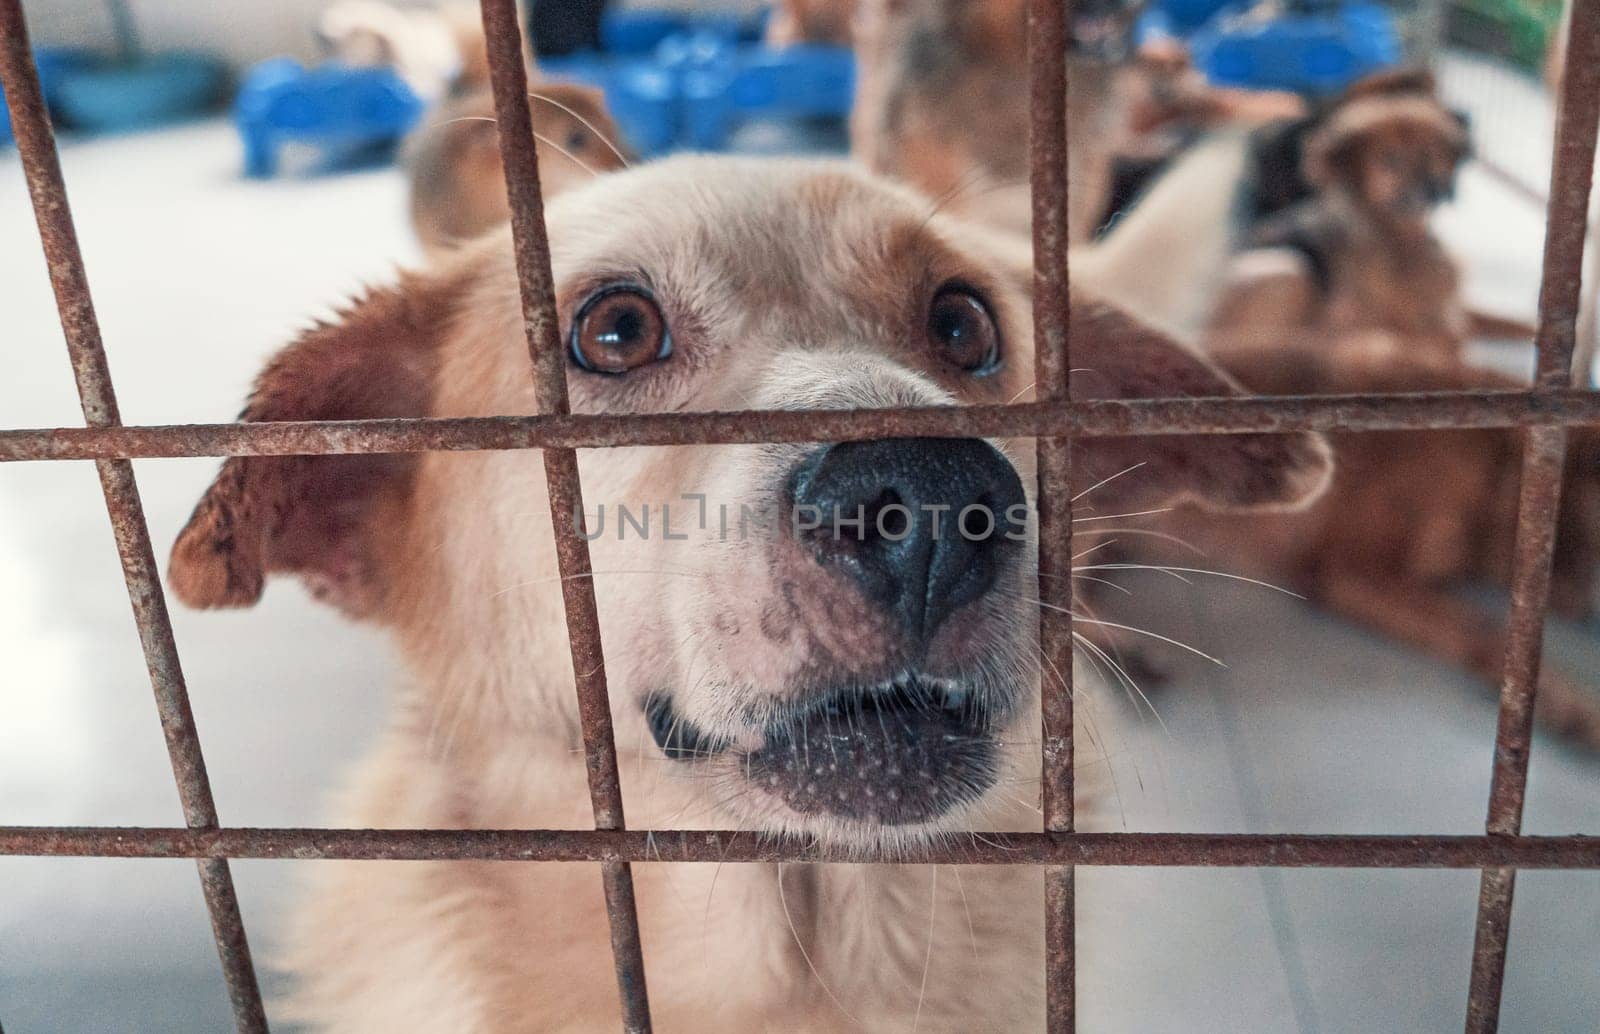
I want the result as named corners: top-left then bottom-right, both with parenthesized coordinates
top-left (475, 0), bottom-right (651, 1027)
top-left (2, 0), bottom-right (1599, 1026)
top-left (1028, 0), bottom-right (1076, 1030)
top-left (4, 826), bottom-right (1600, 868)
top-left (0, 3), bottom-right (266, 1030)
top-left (1466, 1), bottom-right (1600, 1027)
top-left (7, 389), bottom-right (1600, 463)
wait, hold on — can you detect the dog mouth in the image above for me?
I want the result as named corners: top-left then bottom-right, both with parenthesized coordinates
top-left (646, 675), bottom-right (1000, 827)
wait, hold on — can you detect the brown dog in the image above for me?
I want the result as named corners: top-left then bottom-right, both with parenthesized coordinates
top-left (404, 81), bottom-right (628, 254)
top-left (1204, 72), bottom-right (1477, 358)
top-left (1172, 332), bottom-right (1600, 748)
top-left (851, 0), bottom-right (1140, 243)
top-left (169, 157), bottom-right (1328, 1030)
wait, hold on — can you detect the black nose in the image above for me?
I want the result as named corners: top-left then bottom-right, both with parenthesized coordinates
top-left (1424, 175), bottom-right (1455, 205)
top-left (791, 438), bottom-right (1027, 640)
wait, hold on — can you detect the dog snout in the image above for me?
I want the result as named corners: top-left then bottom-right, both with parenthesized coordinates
top-left (792, 438), bottom-right (1026, 641)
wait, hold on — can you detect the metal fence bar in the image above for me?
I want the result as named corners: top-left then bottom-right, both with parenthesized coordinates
top-left (3, 0), bottom-right (1598, 1026)
top-left (9, 390), bottom-right (1600, 462)
top-left (474, 1), bottom-right (651, 1028)
top-left (1465, 1), bottom-right (1600, 1028)
top-left (1027, 1), bottom-right (1076, 1030)
top-left (3, 826), bottom-right (1600, 868)
top-left (0, 3), bottom-right (267, 1030)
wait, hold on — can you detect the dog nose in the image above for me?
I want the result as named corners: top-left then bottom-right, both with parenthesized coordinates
top-left (792, 438), bottom-right (1026, 640)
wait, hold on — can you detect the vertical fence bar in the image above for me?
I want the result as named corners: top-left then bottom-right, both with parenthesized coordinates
top-left (1029, 1), bottom-right (1075, 1031)
top-left (474, 1), bottom-right (652, 1029)
top-left (1465, 2), bottom-right (1600, 1030)
top-left (0, 1), bottom-right (267, 1029)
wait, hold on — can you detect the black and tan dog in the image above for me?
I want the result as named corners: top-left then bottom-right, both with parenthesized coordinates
top-left (1204, 71), bottom-right (1487, 357)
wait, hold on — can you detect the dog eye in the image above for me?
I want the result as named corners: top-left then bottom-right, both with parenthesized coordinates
top-left (927, 287), bottom-right (1000, 374)
top-left (570, 286), bottom-right (671, 374)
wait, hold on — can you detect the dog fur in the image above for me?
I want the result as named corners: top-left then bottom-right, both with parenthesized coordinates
top-left (404, 82), bottom-right (628, 255)
top-left (1175, 332), bottom-right (1600, 749)
top-left (170, 156), bottom-right (1329, 1031)
top-left (850, 0), bottom-right (1135, 244)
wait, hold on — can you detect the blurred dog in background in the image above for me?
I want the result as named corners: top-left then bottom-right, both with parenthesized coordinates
top-left (767, 0), bottom-right (857, 47)
top-left (1177, 331), bottom-right (1600, 748)
top-left (1204, 70), bottom-right (1478, 357)
top-left (404, 82), bottom-right (628, 254)
top-left (850, 0), bottom-right (1141, 243)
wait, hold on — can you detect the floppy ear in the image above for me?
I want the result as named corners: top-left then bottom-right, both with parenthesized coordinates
top-left (1302, 110), bottom-right (1366, 191)
top-left (169, 273), bottom-right (452, 617)
top-left (1066, 296), bottom-right (1334, 513)
top-left (1339, 65), bottom-right (1437, 102)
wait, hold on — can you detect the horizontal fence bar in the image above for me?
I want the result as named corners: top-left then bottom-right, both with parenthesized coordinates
top-left (3, 827), bottom-right (1598, 869)
top-left (3, 390), bottom-right (1599, 463)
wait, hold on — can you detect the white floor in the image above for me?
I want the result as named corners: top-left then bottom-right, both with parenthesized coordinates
top-left (2, 104), bottom-right (1599, 1032)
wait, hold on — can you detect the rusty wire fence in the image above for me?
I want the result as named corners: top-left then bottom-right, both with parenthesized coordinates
top-left (3, 0), bottom-right (1600, 1031)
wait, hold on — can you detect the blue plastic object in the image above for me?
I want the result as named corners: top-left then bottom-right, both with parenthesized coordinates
top-left (542, 27), bottom-right (854, 157)
top-left (1190, 1), bottom-right (1401, 95)
top-left (51, 51), bottom-right (228, 132)
top-left (1, 47), bottom-right (100, 145)
top-left (1145, 0), bottom-right (1236, 36)
top-left (596, 8), bottom-right (766, 55)
top-left (234, 57), bottom-right (424, 176)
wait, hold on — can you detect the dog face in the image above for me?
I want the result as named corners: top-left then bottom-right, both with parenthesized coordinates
top-left (170, 157), bottom-right (1328, 847)
top-left (1304, 94), bottom-right (1470, 221)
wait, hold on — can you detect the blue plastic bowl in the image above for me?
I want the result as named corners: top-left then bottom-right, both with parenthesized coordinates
top-left (51, 52), bottom-right (229, 132)
top-left (1, 47), bottom-right (102, 145)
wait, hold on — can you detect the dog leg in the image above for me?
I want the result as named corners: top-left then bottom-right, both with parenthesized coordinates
top-left (1318, 571), bottom-right (1600, 752)
top-left (1465, 308), bottom-right (1538, 344)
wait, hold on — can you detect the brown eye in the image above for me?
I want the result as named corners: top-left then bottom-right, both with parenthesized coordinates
top-left (570, 286), bottom-right (671, 374)
top-left (927, 286), bottom-right (1000, 374)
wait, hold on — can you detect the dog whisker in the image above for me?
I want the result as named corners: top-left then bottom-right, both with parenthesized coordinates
top-left (1078, 563), bottom-right (1305, 599)
top-left (1073, 630), bottom-right (1171, 739)
top-left (529, 90), bottom-right (632, 169)
top-left (1071, 460), bottom-right (1148, 502)
top-left (1066, 526), bottom-right (1207, 554)
top-left (778, 863), bottom-right (863, 1027)
top-left (529, 130), bottom-right (604, 179)
top-left (1039, 645), bottom-right (1131, 826)
top-left (948, 865), bottom-right (982, 967)
top-left (910, 866), bottom-right (939, 1034)
top-left (1073, 506), bottom-right (1172, 524)
top-left (1073, 573), bottom-right (1132, 596)
top-left (1070, 537), bottom-right (1121, 562)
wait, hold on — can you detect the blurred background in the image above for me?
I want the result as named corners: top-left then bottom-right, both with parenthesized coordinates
top-left (2, 0), bottom-right (1599, 1031)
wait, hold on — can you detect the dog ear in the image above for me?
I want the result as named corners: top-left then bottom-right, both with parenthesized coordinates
top-left (1339, 65), bottom-right (1437, 102)
top-left (169, 273), bottom-right (452, 618)
top-left (1066, 297), bottom-right (1333, 513)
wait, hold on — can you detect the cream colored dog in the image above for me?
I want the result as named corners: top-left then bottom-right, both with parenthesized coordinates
top-left (170, 156), bottom-right (1329, 1032)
